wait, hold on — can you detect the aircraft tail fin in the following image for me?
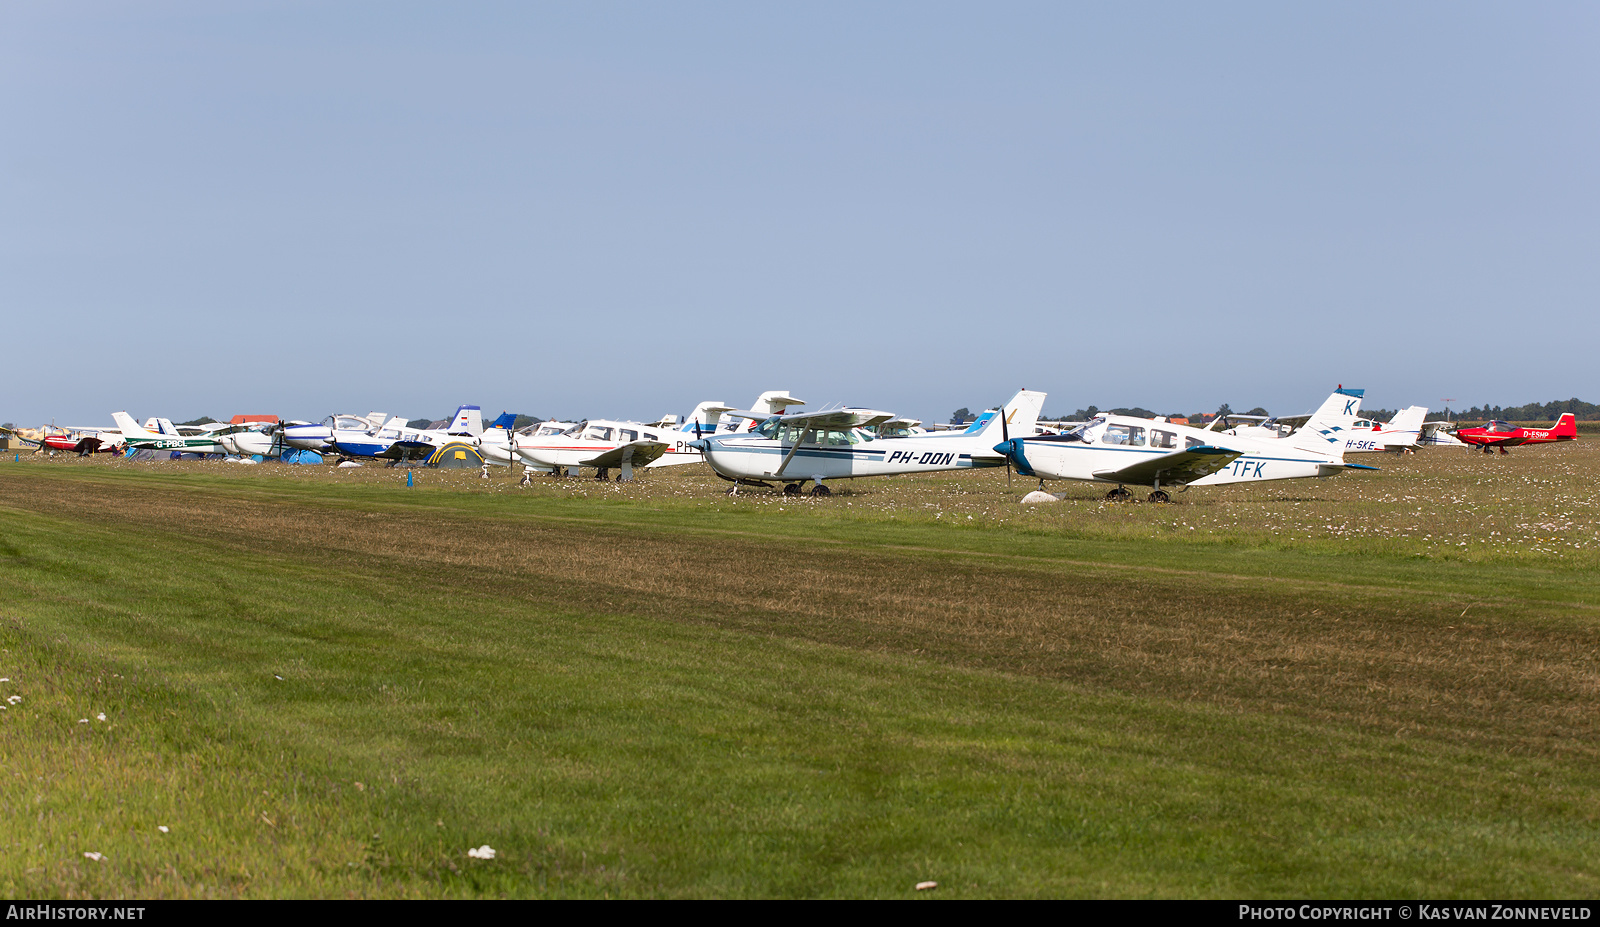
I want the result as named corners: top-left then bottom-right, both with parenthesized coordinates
top-left (1290, 387), bottom-right (1363, 455)
top-left (752, 391), bottom-right (805, 416)
top-left (111, 411), bottom-right (158, 439)
top-left (683, 401), bottom-right (732, 437)
top-left (447, 405), bottom-right (483, 436)
top-left (1553, 413), bottom-right (1578, 439)
top-left (1386, 405), bottom-right (1428, 444)
top-left (968, 390), bottom-right (1047, 439)
top-left (487, 411), bottom-right (518, 432)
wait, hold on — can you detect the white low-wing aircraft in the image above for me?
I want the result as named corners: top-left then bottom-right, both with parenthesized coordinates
top-left (483, 420), bottom-right (577, 469)
top-left (331, 406), bottom-right (485, 463)
top-left (515, 420), bottom-right (672, 481)
top-left (691, 389), bottom-right (1047, 495)
top-left (283, 412), bottom-right (389, 452)
top-left (1217, 389), bottom-right (1432, 454)
top-left (993, 406), bottom-right (1375, 502)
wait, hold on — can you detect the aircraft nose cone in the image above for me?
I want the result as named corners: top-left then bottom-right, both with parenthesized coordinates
top-left (993, 439), bottom-right (1015, 457)
top-left (688, 439), bottom-right (709, 452)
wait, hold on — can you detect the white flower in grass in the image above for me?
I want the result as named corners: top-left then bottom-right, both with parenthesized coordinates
top-left (83, 852), bottom-right (104, 862)
top-left (467, 845), bottom-right (496, 859)
top-left (96, 713), bottom-right (106, 722)
top-left (79, 718), bottom-right (89, 724)
top-left (158, 826), bottom-right (169, 834)
top-left (5, 695), bottom-right (19, 705)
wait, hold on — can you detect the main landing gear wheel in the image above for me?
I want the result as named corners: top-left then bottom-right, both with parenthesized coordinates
top-left (595, 467), bottom-right (610, 480)
top-left (810, 483), bottom-right (832, 497)
top-left (783, 482), bottom-right (802, 495)
top-left (1104, 486), bottom-right (1133, 502)
top-left (1147, 490), bottom-right (1171, 504)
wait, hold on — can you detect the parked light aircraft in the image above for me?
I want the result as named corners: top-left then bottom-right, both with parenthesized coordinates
top-left (993, 406), bottom-right (1375, 502)
top-left (512, 393), bottom-right (796, 478)
top-left (515, 420), bottom-right (671, 481)
top-left (1217, 388), bottom-right (1430, 454)
top-left (215, 421), bottom-right (287, 457)
top-left (112, 413), bottom-right (228, 455)
top-left (1455, 414), bottom-right (1578, 453)
top-left (33, 425), bottom-right (124, 455)
top-left (690, 389), bottom-right (1047, 495)
top-left (283, 412), bottom-right (389, 453)
top-left (1418, 420), bottom-right (1466, 447)
top-left (331, 406), bottom-right (485, 463)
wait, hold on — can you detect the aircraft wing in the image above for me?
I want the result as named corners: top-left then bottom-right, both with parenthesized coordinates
top-left (721, 407), bottom-right (897, 430)
top-left (579, 440), bottom-right (669, 469)
top-left (780, 408), bottom-right (897, 430)
top-left (0, 426), bottom-right (43, 448)
top-left (1091, 446), bottom-right (1242, 486)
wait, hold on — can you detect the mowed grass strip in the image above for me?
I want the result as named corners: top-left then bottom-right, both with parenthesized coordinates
top-left (0, 465), bottom-right (1596, 897)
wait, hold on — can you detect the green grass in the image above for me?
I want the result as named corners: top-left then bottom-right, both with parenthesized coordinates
top-left (1, 451), bottom-right (1597, 897)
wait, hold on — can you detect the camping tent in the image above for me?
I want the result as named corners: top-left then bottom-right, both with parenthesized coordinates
top-left (426, 442), bottom-right (486, 469)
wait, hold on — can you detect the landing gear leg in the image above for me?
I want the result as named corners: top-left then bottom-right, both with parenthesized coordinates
top-left (1497, 446), bottom-right (1508, 455)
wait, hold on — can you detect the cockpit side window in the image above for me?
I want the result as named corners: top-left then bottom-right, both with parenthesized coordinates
top-left (1151, 429), bottom-right (1177, 449)
top-left (1102, 424), bottom-right (1146, 446)
top-left (620, 429), bottom-right (638, 443)
top-left (1185, 436), bottom-right (1207, 450)
top-left (586, 426), bottom-right (614, 442)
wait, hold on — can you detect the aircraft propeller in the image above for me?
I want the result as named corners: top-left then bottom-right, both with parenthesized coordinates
top-left (1000, 403), bottom-right (1011, 487)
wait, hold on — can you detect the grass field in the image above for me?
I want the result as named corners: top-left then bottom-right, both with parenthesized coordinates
top-left (1, 442), bottom-right (1597, 898)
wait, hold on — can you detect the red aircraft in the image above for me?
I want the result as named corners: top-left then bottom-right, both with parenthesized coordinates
top-left (1455, 414), bottom-right (1577, 454)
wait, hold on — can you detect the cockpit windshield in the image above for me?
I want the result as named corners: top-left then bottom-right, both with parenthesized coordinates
top-left (1064, 416), bottom-right (1104, 442)
top-left (1486, 420), bottom-right (1516, 433)
top-left (331, 415), bottom-right (370, 431)
top-left (754, 417), bottom-right (782, 439)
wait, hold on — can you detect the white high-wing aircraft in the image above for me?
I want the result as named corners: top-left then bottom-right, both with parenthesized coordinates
top-left (215, 421), bottom-right (282, 457)
top-left (691, 389), bottom-right (1047, 495)
top-left (112, 413), bottom-right (228, 455)
top-left (1418, 421), bottom-right (1466, 447)
top-left (993, 406), bottom-right (1374, 502)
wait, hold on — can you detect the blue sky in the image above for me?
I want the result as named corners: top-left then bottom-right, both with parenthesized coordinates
top-left (4, 2), bottom-right (1596, 425)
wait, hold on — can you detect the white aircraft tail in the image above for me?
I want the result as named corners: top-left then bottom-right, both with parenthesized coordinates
top-left (682, 401), bottom-right (733, 437)
top-left (1386, 405), bottom-right (1428, 445)
top-left (365, 412), bottom-right (389, 428)
top-left (752, 391), bottom-right (805, 416)
top-left (446, 405), bottom-right (483, 436)
top-left (966, 389), bottom-right (1047, 439)
top-left (111, 411), bottom-right (159, 439)
top-left (1290, 388), bottom-right (1363, 455)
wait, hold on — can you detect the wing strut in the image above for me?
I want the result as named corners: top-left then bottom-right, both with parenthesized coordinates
top-left (775, 425), bottom-right (814, 477)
